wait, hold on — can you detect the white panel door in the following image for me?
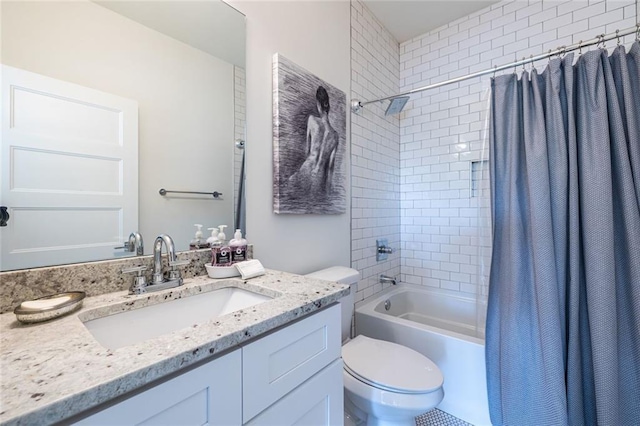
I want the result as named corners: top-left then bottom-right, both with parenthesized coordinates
top-left (0, 65), bottom-right (138, 270)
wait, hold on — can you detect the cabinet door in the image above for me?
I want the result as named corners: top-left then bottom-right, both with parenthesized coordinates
top-left (74, 350), bottom-right (241, 426)
top-left (246, 359), bottom-right (344, 426)
top-left (243, 304), bottom-right (341, 421)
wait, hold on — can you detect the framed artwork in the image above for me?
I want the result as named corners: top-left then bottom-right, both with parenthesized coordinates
top-left (272, 54), bottom-right (347, 214)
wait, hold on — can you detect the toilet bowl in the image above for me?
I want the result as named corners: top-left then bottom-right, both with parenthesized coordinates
top-left (305, 267), bottom-right (445, 426)
top-left (342, 335), bottom-right (444, 426)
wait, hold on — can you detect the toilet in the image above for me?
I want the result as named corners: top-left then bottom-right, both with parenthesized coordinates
top-left (306, 267), bottom-right (444, 426)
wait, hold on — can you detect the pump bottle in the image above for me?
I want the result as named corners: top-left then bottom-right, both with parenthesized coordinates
top-left (212, 225), bottom-right (231, 266)
top-left (190, 224), bottom-right (208, 249)
top-left (229, 229), bottom-right (247, 263)
top-left (206, 228), bottom-right (219, 247)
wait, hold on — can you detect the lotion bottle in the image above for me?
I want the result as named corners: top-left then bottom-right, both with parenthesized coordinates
top-left (217, 225), bottom-right (227, 244)
top-left (190, 224), bottom-right (206, 249)
top-left (229, 229), bottom-right (247, 263)
top-left (206, 227), bottom-right (219, 246)
top-left (214, 225), bottom-right (231, 266)
top-left (208, 228), bottom-right (221, 266)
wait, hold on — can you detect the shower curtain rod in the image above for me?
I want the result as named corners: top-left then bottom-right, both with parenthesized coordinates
top-left (351, 24), bottom-right (640, 114)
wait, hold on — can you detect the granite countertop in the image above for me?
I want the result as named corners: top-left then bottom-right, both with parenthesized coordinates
top-left (0, 270), bottom-right (349, 426)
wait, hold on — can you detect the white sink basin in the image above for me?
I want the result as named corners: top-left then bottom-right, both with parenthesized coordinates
top-left (82, 287), bottom-right (272, 350)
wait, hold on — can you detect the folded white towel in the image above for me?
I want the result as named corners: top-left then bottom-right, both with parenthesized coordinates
top-left (235, 259), bottom-right (266, 279)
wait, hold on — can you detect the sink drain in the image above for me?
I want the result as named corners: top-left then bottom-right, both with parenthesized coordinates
top-left (384, 299), bottom-right (391, 311)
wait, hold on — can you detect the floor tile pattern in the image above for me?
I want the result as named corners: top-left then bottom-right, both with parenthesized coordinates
top-left (416, 409), bottom-right (472, 426)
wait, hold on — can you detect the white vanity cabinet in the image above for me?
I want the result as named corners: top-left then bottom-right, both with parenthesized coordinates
top-left (243, 303), bottom-right (342, 425)
top-left (75, 349), bottom-right (242, 425)
top-left (245, 359), bottom-right (344, 426)
top-left (74, 304), bottom-right (342, 426)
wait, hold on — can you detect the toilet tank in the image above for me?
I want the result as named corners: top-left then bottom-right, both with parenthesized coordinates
top-left (305, 266), bottom-right (360, 342)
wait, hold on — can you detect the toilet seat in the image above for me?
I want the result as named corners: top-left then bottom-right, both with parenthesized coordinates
top-left (342, 335), bottom-right (443, 394)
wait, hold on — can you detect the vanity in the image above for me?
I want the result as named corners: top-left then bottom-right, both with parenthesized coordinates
top-left (0, 1), bottom-right (348, 424)
top-left (0, 271), bottom-right (349, 425)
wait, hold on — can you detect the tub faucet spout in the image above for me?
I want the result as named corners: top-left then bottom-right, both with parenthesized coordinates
top-left (380, 274), bottom-right (397, 285)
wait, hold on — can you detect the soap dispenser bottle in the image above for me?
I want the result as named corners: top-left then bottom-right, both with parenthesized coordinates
top-left (229, 229), bottom-right (247, 263)
top-left (217, 225), bottom-right (227, 244)
top-left (206, 227), bottom-right (219, 247)
top-left (213, 225), bottom-right (231, 266)
top-left (190, 224), bottom-right (207, 249)
top-left (208, 228), bottom-right (221, 266)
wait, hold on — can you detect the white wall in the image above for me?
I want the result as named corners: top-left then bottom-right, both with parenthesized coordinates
top-left (1, 1), bottom-right (235, 254)
top-left (350, 0), bottom-right (401, 304)
top-left (398, 0), bottom-right (638, 297)
top-left (229, 1), bottom-right (351, 274)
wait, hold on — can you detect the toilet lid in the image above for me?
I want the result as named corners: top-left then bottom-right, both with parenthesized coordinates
top-left (342, 335), bottom-right (443, 394)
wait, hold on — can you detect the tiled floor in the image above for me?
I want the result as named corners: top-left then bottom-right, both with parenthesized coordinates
top-left (416, 409), bottom-right (472, 426)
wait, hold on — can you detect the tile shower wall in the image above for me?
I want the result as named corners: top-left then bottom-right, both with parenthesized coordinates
top-left (350, 0), bottom-right (401, 304)
top-left (234, 65), bottom-right (246, 225)
top-left (399, 0), bottom-right (637, 297)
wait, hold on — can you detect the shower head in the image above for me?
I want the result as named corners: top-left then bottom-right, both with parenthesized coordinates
top-left (350, 95), bottom-right (410, 116)
top-left (384, 96), bottom-right (410, 116)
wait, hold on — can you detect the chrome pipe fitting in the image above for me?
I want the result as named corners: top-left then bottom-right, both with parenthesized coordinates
top-left (380, 274), bottom-right (397, 285)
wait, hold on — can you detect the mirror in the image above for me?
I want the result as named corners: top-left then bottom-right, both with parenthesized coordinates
top-left (0, 0), bottom-right (246, 271)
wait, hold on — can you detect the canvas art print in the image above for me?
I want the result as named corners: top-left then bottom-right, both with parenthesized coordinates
top-left (273, 54), bottom-right (347, 214)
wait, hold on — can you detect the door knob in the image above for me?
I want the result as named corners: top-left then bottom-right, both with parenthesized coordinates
top-left (0, 207), bottom-right (9, 227)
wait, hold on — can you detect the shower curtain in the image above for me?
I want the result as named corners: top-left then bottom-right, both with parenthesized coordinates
top-left (486, 41), bottom-right (640, 425)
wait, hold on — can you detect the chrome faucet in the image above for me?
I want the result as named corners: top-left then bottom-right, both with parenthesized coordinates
top-left (152, 234), bottom-right (189, 286)
top-left (380, 274), bottom-right (397, 285)
top-left (122, 234), bottom-right (189, 295)
top-left (115, 231), bottom-right (144, 255)
top-left (152, 234), bottom-right (178, 284)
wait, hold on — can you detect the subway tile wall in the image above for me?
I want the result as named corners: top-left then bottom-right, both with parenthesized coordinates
top-left (398, 0), bottom-right (637, 298)
top-left (234, 65), bottom-right (246, 226)
top-left (350, 0), bottom-right (401, 304)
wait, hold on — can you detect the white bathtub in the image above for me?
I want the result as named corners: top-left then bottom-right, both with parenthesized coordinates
top-left (355, 284), bottom-right (490, 426)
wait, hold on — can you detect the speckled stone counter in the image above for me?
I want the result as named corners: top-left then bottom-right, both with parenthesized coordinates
top-left (0, 246), bottom-right (253, 314)
top-left (0, 270), bottom-right (348, 426)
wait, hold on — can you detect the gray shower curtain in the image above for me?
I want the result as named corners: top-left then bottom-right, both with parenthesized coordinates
top-left (486, 42), bottom-right (640, 426)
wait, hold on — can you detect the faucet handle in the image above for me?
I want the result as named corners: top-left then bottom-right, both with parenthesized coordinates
top-left (115, 241), bottom-right (135, 252)
top-left (122, 266), bottom-right (148, 295)
top-left (376, 238), bottom-right (395, 261)
top-left (122, 265), bottom-right (147, 274)
top-left (168, 260), bottom-right (190, 281)
top-left (169, 260), bottom-right (190, 268)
